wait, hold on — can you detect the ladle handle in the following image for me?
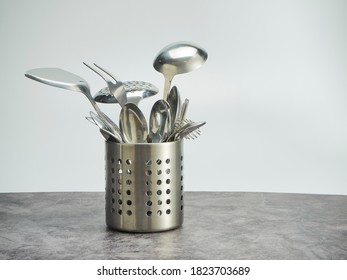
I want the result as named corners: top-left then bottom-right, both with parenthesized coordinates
top-left (162, 76), bottom-right (173, 101)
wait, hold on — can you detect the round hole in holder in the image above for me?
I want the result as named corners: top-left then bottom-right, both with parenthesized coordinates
top-left (166, 169), bottom-right (170, 174)
top-left (146, 201), bottom-right (152, 206)
top-left (156, 159), bottom-right (162, 165)
top-left (111, 198), bottom-right (115, 203)
top-left (166, 179), bottom-right (170, 184)
top-left (126, 190), bottom-right (131, 195)
top-left (111, 207), bottom-right (115, 213)
top-left (117, 189), bottom-right (121, 195)
top-left (118, 209), bottom-right (123, 215)
top-left (145, 159), bottom-right (152, 166)
top-left (126, 169), bottom-right (132, 175)
top-left (166, 209), bottom-right (171, 215)
top-left (127, 210), bottom-right (132, 216)
top-left (111, 158), bottom-right (115, 164)
top-left (126, 200), bottom-right (132, 206)
top-left (157, 190), bottom-right (162, 195)
top-left (111, 168), bottom-right (115, 174)
top-left (118, 159), bottom-right (122, 164)
top-left (112, 178), bottom-right (115, 184)
top-left (145, 180), bottom-right (152, 186)
top-left (126, 179), bottom-right (132, 185)
top-left (166, 158), bottom-right (170, 164)
top-left (118, 199), bottom-right (123, 205)
top-left (126, 159), bottom-right (132, 165)
top-left (166, 189), bottom-right (171, 194)
top-left (146, 190), bottom-right (152, 196)
top-left (118, 178), bottom-right (122, 184)
top-left (157, 180), bottom-right (162, 185)
top-left (158, 200), bottom-right (162, 205)
top-left (118, 168), bottom-right (122, 174)
top-left (166, 199), bottom-right (171, 204)
top-left (146, 170), bottom-right (152, 176)
top-left (112, 188), bottom-right (115, 193)
top-left (147, 211), bottom-right (152, 216)
top-left (157, 170), bottom-right (162, 175)
top-left (181, 205), bottom-right (183, 211)
top-left (157, 210), bottom-right (162, 216)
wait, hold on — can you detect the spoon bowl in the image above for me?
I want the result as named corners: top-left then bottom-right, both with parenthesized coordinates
top-left (119, 103), bottom-right (148, 143)
top-left (149, 99), bottom-right (172, 143)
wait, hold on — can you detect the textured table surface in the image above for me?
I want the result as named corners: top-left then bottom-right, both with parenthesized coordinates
top-left (0, 192), bottom-right (346, 260)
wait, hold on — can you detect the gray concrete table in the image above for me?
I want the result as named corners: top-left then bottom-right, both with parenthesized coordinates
top-left (0, 192), bottom-right (346, 259)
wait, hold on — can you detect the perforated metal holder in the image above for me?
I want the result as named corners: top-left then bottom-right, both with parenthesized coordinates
top-left (105, 140), bottom-right (184, 232)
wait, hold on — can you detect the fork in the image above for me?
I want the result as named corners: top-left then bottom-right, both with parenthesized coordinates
top-left (166, 119), bottom-right (201, 141)
top-left (174, 121), bottom-right (206, 141)
top-left (83, 62), bottom-right (127, 107)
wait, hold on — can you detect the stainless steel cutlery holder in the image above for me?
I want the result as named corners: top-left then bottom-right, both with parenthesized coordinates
top-left (105, 140), bottom-right (184, 232)
top-left (25, 42), bottom-right (207, 232)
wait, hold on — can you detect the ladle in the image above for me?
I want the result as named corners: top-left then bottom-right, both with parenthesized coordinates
top-left (153, 42), bottom-right (208, 100)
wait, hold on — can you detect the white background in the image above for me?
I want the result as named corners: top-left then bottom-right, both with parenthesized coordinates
top-left (0, 0), bottom-right (346, 194)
